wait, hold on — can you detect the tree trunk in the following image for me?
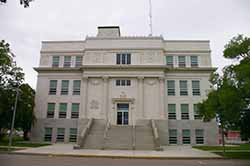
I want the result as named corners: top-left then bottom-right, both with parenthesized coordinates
top-left (221, 124), bottom-right (226, 156)
top-left (23, 131), bottom-right (29, 141)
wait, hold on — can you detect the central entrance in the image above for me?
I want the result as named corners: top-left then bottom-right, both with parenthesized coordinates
top-left (117, 103), bottom-right (129, 125)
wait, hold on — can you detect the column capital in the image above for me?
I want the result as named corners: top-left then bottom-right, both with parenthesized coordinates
top-left (158, 76), bottom-right (165, 82)
top-left (82, 76), bottom-right (89, 80)
top-left (102, 76), bottom-right (109, 81)
top-left (138, 76), bottom-right (144, 80)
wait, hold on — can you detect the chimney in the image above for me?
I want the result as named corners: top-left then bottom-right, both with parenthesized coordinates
top-left (97, 26), bottom-right (120, 37)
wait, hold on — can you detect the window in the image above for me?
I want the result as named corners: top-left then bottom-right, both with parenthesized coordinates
top-left (166, 56), bottom-right (173, 67)
top-left (168, 104), bottom-right (176, 120)
top-left (116, 53), bottom-right (131, 64)
top-left (52, 56), bottom-right (60, 67)
top-left (192, 80), bottom-right (200, 96)
top-left (61, 80), bottom-right (69, 95)
top-left (194, 104), bottom-right (202, 120)
top-left (44, 128), bottom-right (52, 142)
top-left (63, 56), bottom-right (71, 67)
top-left (195, 129), bottom-right (204, 144)
top-left (116, 80), bottom-right (131, 86)
top-left (47, 103), bottom-right (55, 118)
top-left (178, 56), bottom-right (186, 67)
top-left (75, 56), bottom-right (82, 67)
top-left (167, 80), bottom-right (175, 96)
top-left (56, 128), bottom-right (65, 142)
top-left (49, 80), bottom-right (57, 95)
top-left (182, 129), bottom-right (191, 144)
top-left (59, 103), bottom-right (67, 118)
top-left (69, 128), bottom-right (77, 142)
top-left (169, 129), bottom-right (177, 144)
top-left (180, 80), bottom-right (188, 96)
top-left (71, 103), bottom-right (79, 119)
top-left (191, 56), bottom-right (198, 67)
top-left (181, 104), bottom-right (189, 120)
top-left (73, 80), bottom-right (81, 95)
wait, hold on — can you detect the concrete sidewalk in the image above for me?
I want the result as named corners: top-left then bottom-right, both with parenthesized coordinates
top-left (13, 144), bottom-right (221, 159)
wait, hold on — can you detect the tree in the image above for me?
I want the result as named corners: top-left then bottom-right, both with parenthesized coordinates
top-left (0, 40), bottom-right (35, 140)
top-left (0, 0), bottom-right (33, 8)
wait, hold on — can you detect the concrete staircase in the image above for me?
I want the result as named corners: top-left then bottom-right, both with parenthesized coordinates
top-left (104, 125), bottom-right (133, 150)
top-left (83, 119), bottom-right (105, 149)
top-left (82, 119), bottom-right (155, 150)
top-left (135, 123), bottom-right (155, 150)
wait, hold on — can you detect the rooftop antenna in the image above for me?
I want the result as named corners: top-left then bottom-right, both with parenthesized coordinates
top-left (149, 0), bottom-right (153, 36)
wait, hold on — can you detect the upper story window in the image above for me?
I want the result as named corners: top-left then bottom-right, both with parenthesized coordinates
top-left (59, 103), bottom-right (67, 118)
top-left (52, 56), bottom-right (60, 67)
top-left (168, 104), bottom-right (176, 120)
top-left (166, 56), bottom-right (174, 67)
top-left (116, 53), bottom-right (131, 64)
top-left (182, 129), bottom-right (191, 144)
top-left (49, 80), bottom-right (57, 95)
top-left (194, 104), bottom-right (202, 120)
top-left (195, 129), bottom-right (204, 144)
top-left (56, 128), bottom-right (65, 142)
top-left (47, 103), bottom-right (55, 118)
top-left (180, 80), bottom-right (188, 96)
top-left (178, 56), bottom-right (186, 67)
top-left (181, 104), bottom-right (189, 120)
top-left (63, 56), bottom-right (71, 67)
top-left (191, 56), bottom-right (198, 67)
top-left (116, 80), bottom-right (131, 86)
top-left (167, 80), bottom-right (175, 96)
top-left (169, 129), bottom-right (177, 144)
top-left (75, 56), bottom-right (82, 67)
top-left (71, 103), bottom-right (79, 119)
top-left (192, 80), bottom-right (200, 96)
top-left (73, 80), bottom-right (81, 95)
top-left (61, 80), bottom-right (69, 95)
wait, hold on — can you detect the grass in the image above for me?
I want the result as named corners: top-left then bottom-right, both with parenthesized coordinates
top-left (193, 144), bottom-right (250, 159)
top-left (193, 144), bottom-right (250, 151)
top-left (0, 136), bottom-right (50, 148)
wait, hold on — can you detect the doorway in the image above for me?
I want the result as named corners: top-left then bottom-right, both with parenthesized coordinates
top-left (117, 103), bottom-right (129, 125)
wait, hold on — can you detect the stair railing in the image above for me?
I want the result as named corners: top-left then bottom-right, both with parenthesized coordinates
top-left (151, 119), bottom-right (162, 151)
top-left (102, 120), bottom-right (110, 150)
top-left (79, 118), bottom-right (93, 148)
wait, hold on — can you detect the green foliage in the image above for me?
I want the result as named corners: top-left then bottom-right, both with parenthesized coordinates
top-left (0, 40), bottom-right (35, 140)
top-left (224, 34), bottom-right (250, 59)
top-left (0, 0), bottom-right (33, 8)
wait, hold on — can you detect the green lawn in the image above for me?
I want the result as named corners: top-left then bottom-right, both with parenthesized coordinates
top-left (193, 144), bottom-right (250, 159)
top-left (0, 136), bottom-right (50, 148)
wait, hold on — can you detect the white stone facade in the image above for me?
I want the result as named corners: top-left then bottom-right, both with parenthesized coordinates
top-left (31, 26), bottom-right (218, 145)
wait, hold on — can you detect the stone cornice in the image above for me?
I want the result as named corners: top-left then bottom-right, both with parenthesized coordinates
top-left (164, 50), bottom-right (211, 54)
top-left (34, 66), bottom-right (216, 73)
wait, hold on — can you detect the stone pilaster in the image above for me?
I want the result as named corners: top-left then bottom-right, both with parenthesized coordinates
top-left (138, 76), bottom-right (145, 118)
top-left (159, 76), bottom-right (165, 119)
top-left (82, 76), bottom-right (88, 118)
top-left (102, 76), bottom-right (109, 120)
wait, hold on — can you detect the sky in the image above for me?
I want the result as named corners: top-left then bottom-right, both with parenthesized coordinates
top-left (0, 0), bottom-right (250, 89)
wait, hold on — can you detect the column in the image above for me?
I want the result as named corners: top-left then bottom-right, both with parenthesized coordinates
top-left (102, 76), bottom-right (109, 120)
top-left (159, 77), bottom-right (165, 119)
top-left (138, 76), bottom-right (144, 118)
top-left (82, 76), bottom-right (88, 118)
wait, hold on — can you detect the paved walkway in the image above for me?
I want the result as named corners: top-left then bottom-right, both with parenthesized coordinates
top-left (13, 144), bottom-right (221, 159)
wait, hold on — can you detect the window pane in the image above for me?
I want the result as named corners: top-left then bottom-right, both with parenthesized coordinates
top-left (61, 80), bottom-right (69, 95)
top-left (167, 80), bottom-right (175, 96)
top-left (178, 56), bottom-right (186, 67)
top-left (72, 103), bottom-right (79, 112)
top-left (122, 54), bottom-right (126, 64)
top-left (191, 56), bottom-right (198, 67)
top-left (181, 104), bottom-right (189, 113)
top-left (73, 80), bottom-right (81, 95)
top-left (180, 80), bottom-right (188, 96)
top-left (183, 129), bottom-right (190, 137)
top-left (127, 54), bottom-right (131, 64)
top-left (116, 80), bottom-right (120, 86)
top-left (168, 104), bottom-right (176, 113)
top-left (192, 80), bottom-right (200, 96)
top-left (166, 56), bottom-right (173, 66)
top-left (59, 103), bottom-right (67, 112)
top-left (75, 56), bottom-right (82, 67)
top-left (127, 80), bottom-right (131, 86)
top-left (116, 54), bottom-right (121, 64)
top-left (121, 80), bottom-right (126, 86)
top-left (52, 56), bottom-right (59, 67)
top-left (47, 103), bottom-right (55, 112)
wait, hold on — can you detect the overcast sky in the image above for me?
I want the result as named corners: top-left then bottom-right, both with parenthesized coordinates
top-left (0, 0), bottom-right (250, 89)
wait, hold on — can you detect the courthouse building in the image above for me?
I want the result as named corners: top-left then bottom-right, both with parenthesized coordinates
top-left (31, 26), bottom-right (218, 150)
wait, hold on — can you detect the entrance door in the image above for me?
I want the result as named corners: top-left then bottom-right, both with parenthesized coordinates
top-left (117, 103), bottom-right (129, 125)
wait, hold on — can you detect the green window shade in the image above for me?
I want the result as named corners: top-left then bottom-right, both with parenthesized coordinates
top-left (75, 56), bottom-right (82, 67)
top-left (61, 80), bottom-right (69, 89)
top-left (47, 103), bottom-right (55, 112)
top-left (192, 80), bottom-right (200, 89)
top-left (195, 129), bottom-right (204, 137)
top-left (70, 128), bottom-right (77, 135)
top-left (193, 104), bottom-right (198, 114)
top-left (166, 56), bottom-right (173, 65)
top-left (57, 128), bottom-right (65, 135)
top-left (45, 128), bottom-right (52, 135)
top-left (73, 80), bottom-right (81, 89)
top-left (191, 56), bottom-right (198, 66)
top-left (52, 56), bottom-right (59, 67)
top-left (169, 129), bottom-right (177, 137)
top-left (64, 56), bottom-right (71, 62)
top-left (181, 104), bottom-right (189, 113)
top-left (50, 80), bottom-right (57, 88)
top-left (178, 56), bottom-right (185, 62)
top-left (180, 80), bottom-right (187, 89)
top-left (168, 104), bottom-right (176, 113)
top-left (182, 129), bottom-right (190, 137)
top-left (167, 80), bottom-right (175, 89)
top-left (59, 103), bottom-right (67, 112)
top-left (72, 103), bottom-right (79, 112)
